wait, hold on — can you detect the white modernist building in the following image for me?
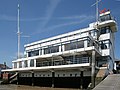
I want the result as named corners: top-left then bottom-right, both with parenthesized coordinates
top-left (2, 10), bottom-right (117, 88)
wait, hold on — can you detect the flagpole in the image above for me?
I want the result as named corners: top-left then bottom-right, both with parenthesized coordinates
top-left (96, 0), bottom-right (99, 23)
top-left (17, 4), bottom-right (21, 59)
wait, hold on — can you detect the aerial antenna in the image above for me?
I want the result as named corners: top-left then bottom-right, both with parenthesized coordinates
top-left (17, 4), bottom-right (21, 59)
top-left (91, 0), bottom-right (101, 23)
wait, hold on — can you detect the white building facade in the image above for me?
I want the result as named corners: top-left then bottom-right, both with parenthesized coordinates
top-left (2, 10), bottom-right (117, 88)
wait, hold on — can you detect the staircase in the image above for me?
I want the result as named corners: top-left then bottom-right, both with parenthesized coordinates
top-left (95, 67), bottom-right (108, 85)
top-left (9, 73), bottom-right (18, 84)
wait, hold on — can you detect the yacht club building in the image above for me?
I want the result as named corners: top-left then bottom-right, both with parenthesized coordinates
top-left (2, 10), bottom-right (117, 89)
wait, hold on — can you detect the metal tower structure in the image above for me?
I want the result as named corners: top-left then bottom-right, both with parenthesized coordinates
top-left (91, 0), bottom-right (101, 23)
top-left (17, 4), bottom-right (21, 59)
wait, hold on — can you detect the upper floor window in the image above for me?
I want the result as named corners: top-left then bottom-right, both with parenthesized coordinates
top-left (19, 61), bottom-right (22, 68)
top-left (100, 14), bottom-right (112, 22)
top-left (51, 46), bottom-right (59, 53)
top-left (28, 50), bottom-right (39, 57)
top-left (100, 26), bottom-right (111, 34)
top-left (90, 30), bottom-right (97, 37)
top-left (14, 62), bottom-right (17, 68)
top-left (99, 40), bottom-right (111, 49)
top-left (24, 60), bottom-right (28, 67)
top-left (64, 40), bottom-right (84, 51)
top-left (64, 41), bottom-right (77, 51)
top-left (44, 45), bottom-right (59, 54)
top-left (30, 59), bottom-right (34, 67)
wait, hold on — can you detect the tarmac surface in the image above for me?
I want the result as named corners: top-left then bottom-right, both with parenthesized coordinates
top-left (0, 85), bottom-right (80, 90)
top-left (93, 74), bottom-right (120, 90)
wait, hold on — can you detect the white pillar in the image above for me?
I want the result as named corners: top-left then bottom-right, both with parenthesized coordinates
top-left (17, 62), bottom-right (19, 68)
top-left (22, 61), bottom-right (24, 68)
top-left (12, 63), bottom-right (14, 69)
top-left (39, 49), bottom-right (41, 55)
top-left (34, 59), bottom-right (36, 67)
top-left (62, 45), bottom-right (65, 51)
top-left (59, 46), bottom-right (61, 52)
top-left (84, 40), bottom-right (88, 48)
top-left (28, 60), bottom-right (30, 67)
top-left (91, 50), bottom-right (95, 89)
top-left (42, 49), bottom-right (44, 55)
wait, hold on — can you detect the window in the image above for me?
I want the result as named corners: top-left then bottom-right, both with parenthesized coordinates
top-left (77, 41), bottom-right (84, 48)
top-left (100, 14), bottom-right (112, 22)
top-left (44, 45), bottom-right (59, 54)
top-left (51, 46), bottom-right (59, 53)
top-left (24, 60), bottom-right (28, 67)
top-left (19, 61), bottom-right (22, 68)
top-left (44, 47), bottom-right (50, 54)
top-left (30, 59), bottom-right (34, 67)
top-left (28, 50), bottom-right (39, 57)
top-left (100, 26), bottom-right (111, 34)
top-left (90, 30), bottom-right (97, 37)
top-left (14, 62), bottom-right (17, 68)
top-left (64, 40), bottom-right (84, 51)
top-left (100, 40), bottom-right (111, 49)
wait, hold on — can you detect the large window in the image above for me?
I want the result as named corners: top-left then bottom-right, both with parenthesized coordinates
top-left (100, 14), bottom-right (112, 22)
top-left (99, 40), bottom-right (111, 49)
top-left (19, 61), bottom-right (22, 68)
top-left (24, 60), bottom-right (28, 67)
top-left (100, 26), bottom-right (111, 34)
top-left (90, 30), bottom-right (97, 37)
top-left (51, 46), bottom-right (59, 53)
top-left (44, 45), bottom-right (59, 54)
top-left (28, 50), bottom-right (39, 57)
top-left (77, 40), bottom-right (84, 48)
top-left (64, 40), bottom-right (84, 51)
top-left (30, 59), bottom-right (34, 67)
top-left (14, 62), bottom-right (17, 68)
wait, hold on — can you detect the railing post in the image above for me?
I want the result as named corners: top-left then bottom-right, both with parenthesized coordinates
top-left (16, 72), bottom-right (19, 85)
top-left (51, 70), bottom-right (55, 88)
top-left (31, 71), bottom-right (34, 86)
top-left (80, 71), bottom-right (84, 89)
top-left (91, 50), bottom-right (96, 89)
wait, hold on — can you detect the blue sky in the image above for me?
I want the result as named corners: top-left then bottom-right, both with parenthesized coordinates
top-left (0, 0), bottom-right (120, 67)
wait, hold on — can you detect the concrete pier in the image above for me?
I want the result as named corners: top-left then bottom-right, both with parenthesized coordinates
top-left (93, 74), bottom-right (120, 90)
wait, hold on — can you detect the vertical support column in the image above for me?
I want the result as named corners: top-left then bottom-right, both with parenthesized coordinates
top-left (26, 52), bottom-right (29, 57)
top-left (59, 46), bottom-right (61, 52)
top-left (17, 62), bottom-right (19, 68)
top-left (39, 49), bottom-right (41, 55)
top-left (51, 70), bottom-right (55, 88)
top-left (62, 45), bottom-right (65, 51)
top-left (31, 71), bottom-right (34, 86)
top-left (28, 60), bottom-right (30, 67)
top-left (42, 49), bottom-right (44, 55)
top-left (17, 72), bottom-right (19, 85)
top-left (80, 71), bottom-right (83, 89)
top-left (84, 40), bottom-right (88, 48)
top-left (22, 61), bottom-right (24, 68)
top-left (91, 50), bottom-right (95, 89)
top-left (34, 59), bottom-right (36, 67)
top-left (12, 63), bottom-right (14, 69)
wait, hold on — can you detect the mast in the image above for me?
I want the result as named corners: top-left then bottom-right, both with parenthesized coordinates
top-left (17, 4), bottom-right (21, 59)
top-left (91, 0), bottom-right (101, 23)
top-left (96, 0), bottom-right (99, 23)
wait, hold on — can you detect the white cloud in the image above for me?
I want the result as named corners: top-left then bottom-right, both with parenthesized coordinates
top-left (56, 15), bottom-right (89, 20)
top-left (32, 15), bottom-right (94, 35)
top-left (37, 0), bottom-right (61, 29)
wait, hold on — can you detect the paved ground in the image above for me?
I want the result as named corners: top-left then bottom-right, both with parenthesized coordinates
top-left (93, 74), bottom-right (120, 90)
top-left (0, 85), bottom-right (81, 90)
